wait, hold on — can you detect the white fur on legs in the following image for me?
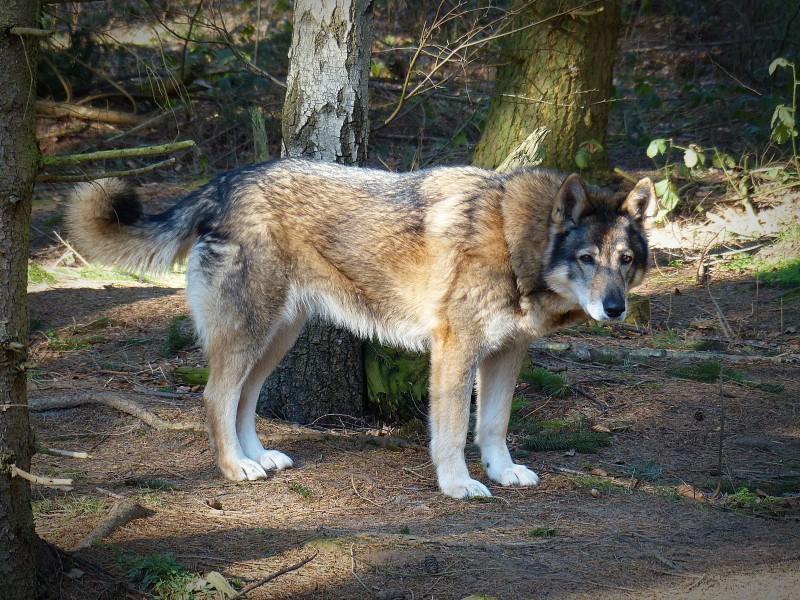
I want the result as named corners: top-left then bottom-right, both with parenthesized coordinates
top-left (205, 386), bottom-right (269, 481)
top-left (235, 313), bottom-right (306, 474)
top-left (429, 344), bottom-right (489, 499)
top-left (475, 340), bottom-right (540, 489)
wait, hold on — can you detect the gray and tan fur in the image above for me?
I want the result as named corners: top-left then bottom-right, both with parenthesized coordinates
top-left (67, 159), bottom-right (655, 499)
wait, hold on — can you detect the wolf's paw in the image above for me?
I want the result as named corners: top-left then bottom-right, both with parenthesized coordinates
top-left (221, 457), bottom-right (268, 481)
top-left (489, 464), bottom-right (540, 487)
top-left (257, 450), bottom-right (293, 471)
top-left (439, 477), bottom-right (492, 499)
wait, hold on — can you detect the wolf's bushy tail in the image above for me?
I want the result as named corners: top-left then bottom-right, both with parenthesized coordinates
top-left (66, 178), bottom-right (211, 273)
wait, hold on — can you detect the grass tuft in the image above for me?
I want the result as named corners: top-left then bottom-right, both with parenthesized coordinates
top-left (161, 315), bottom-right (194, 357)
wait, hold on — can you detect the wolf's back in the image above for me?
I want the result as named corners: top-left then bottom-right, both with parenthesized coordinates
top-left (66, 178), bottom-right (209, 273)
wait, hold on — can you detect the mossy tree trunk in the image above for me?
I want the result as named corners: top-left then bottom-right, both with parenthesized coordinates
top-left (258, 0), bottom-right (373, 423)
top-left (0, 1), bottom-right (41, 598)
top-left (472, 0), bottom-right (621, 171)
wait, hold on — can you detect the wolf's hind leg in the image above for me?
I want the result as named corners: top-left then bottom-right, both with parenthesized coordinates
top-left (475, 339), bottom-right (539, 488)
top-left (204, 349), bottom-right (269, 481)
top-left (237, 312), bottom-right (307, 472)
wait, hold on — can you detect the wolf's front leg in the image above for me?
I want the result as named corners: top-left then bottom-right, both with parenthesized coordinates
top-left (429, 335), bottom-right (489, 499)
top-left (475, 339), bottom-right (539, 488)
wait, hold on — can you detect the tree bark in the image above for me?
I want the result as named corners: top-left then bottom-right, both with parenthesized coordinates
top-left (0, 1), bottom-right (41, 598)
top-left (258, 0), bottom-right (373, 423)
top-left (472, 0), bottom-right (621, 171)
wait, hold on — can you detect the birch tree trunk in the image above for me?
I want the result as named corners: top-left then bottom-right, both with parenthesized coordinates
top-left (472, 0), bottom-right (621, 171)
top-left (0, 1), bottom-right (40, 598)
top-left (258, 0), bottom-right (373, 423)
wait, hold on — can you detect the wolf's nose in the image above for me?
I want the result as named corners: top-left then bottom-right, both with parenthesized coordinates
top-left (603, 298), bottom-right (625, 319)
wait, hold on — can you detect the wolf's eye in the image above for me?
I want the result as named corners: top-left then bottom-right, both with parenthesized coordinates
top-left (620, 254), bottom-right (633, 264)
top-left (578, 254), bottom-right (595, 265)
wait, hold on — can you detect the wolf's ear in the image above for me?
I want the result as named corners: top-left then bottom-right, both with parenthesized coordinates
top-left (621, 178), bottom-right (657, 226)
top-left (551, 174), bottom-right (588, 231)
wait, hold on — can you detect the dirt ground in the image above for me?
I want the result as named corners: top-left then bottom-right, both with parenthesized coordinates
top-left (25, 175), bottom-right (800, 600)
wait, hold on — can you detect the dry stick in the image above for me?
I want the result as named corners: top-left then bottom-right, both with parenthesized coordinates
top-left (73, 498), bottom-right (154, 550)
top-left (711, 359), bottom-right (726, 500)
top-left (706, 286), bottom-right (734, 338)
top-left (10, 465), bottom-right (73, 490)
top-left (36, 445), bottom-right (91, 459)
top-left (38, 156), bottom-right (177, 183)
top-left (350, 474), bottom-right (385, 508)
top-left (52, 230), bottom-right (91, 267)
top-left (29, 391), bottom-right (207, 432)
top-left (230, 550), bottom-right (318, 599)
top-left (36, 100), bottom-right (145, 126)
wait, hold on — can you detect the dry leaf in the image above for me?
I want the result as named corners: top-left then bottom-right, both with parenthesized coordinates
top-left (590, 468), bottom-right (608, 477)
top-left (205, 498), bottom-right (223, 510)
top-left (676, 483), bottom-right (707, 503)
top-left (206, 571), bottom-right (238, 599)
top-left (591, 424), bottom-right (611, 434)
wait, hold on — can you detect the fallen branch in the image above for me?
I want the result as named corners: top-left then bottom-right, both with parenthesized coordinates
top-left (38, 157), bottom-right (177, 183)
top-left (36, 445), bottom-right (91, 459)
top-left (11, 465), bottom-right (73, 490)
top-left (40, 140), bottom-right (195, 168)
top-left (36, 100), bottom-right (146, 126)
top-left (230, 551), bottom-right (318, 599)
top-left (530, 340), bottom-right (799, 364)
top-left (29, 391), bottom-right (207, 432)
top-left (73, 498), bottom-right (154, 550)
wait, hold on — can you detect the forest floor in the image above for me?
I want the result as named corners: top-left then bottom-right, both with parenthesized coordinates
top-left (26, 176), bottom-right (800, 600)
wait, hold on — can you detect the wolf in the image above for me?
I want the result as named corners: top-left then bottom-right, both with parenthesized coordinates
top-left (67, 159), bottom-right (655, 499)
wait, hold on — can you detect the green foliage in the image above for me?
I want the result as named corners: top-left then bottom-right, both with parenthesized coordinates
top-left (768, 58), bottom-right (798, 165)
top-left (161, 315), bottom-right (194, 357)
top-left (528, 527), bottom-right (558, 538)
top-left (365, 341), bottom-right (429, 422)
top-left (667, 361), bottom-right (783, 393)
top-left (120, 552), bottom-right (214, 599)
top-left (759, 258), bottom-right (800, 288)
top-left (522, 431), bottom-right (611, 454)
top-left (574, 139), bottom-right (605, 171)
top-left (28, 263), bottom-right (57, 285)
top-left (620, 460), bottom-right (663, 481)
top-left (519, 367), bottom-right (571, 397)
top-left (289, 482), bottom-right (312, 499)
top-left (123, 477), bottom-right (180, 491)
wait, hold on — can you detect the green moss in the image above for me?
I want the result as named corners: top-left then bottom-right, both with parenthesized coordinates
top-left (28, 263), bottom-right (57, 285)
top-left (667, 360), bottom-right (783, 393)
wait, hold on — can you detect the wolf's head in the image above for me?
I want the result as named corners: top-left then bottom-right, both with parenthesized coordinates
top-left (543, 175), bottom-right (656, 322)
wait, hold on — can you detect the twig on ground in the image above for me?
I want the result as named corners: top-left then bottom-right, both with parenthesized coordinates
top-left (350, 544), bottom-right (376, 594)
top-left (52, 230), bottom-right (91, 267)
top-left (73, 498), bottom-right (154, 550)
top-left (572, 384), bottom-right (608, 413)
top-left (230, 550), bottom-right (318, 599)
top-left (711, 360), bottom-right (726, 501)
top-left (10, 465), bottom-right (73, 490)
top-left (350, 474), bottom-right (385, 508)
top-left (29, 390), bottom-right (207, 432)
top-left (36, 445), bottom-right (91, 459)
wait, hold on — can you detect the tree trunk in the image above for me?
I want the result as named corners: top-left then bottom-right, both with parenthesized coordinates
top-left (472, 0), bottom-right (621, 171)
top-left (0, 2), bottom-right (41, 599)
top-left (258, 0), bottom-right (373, 423)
